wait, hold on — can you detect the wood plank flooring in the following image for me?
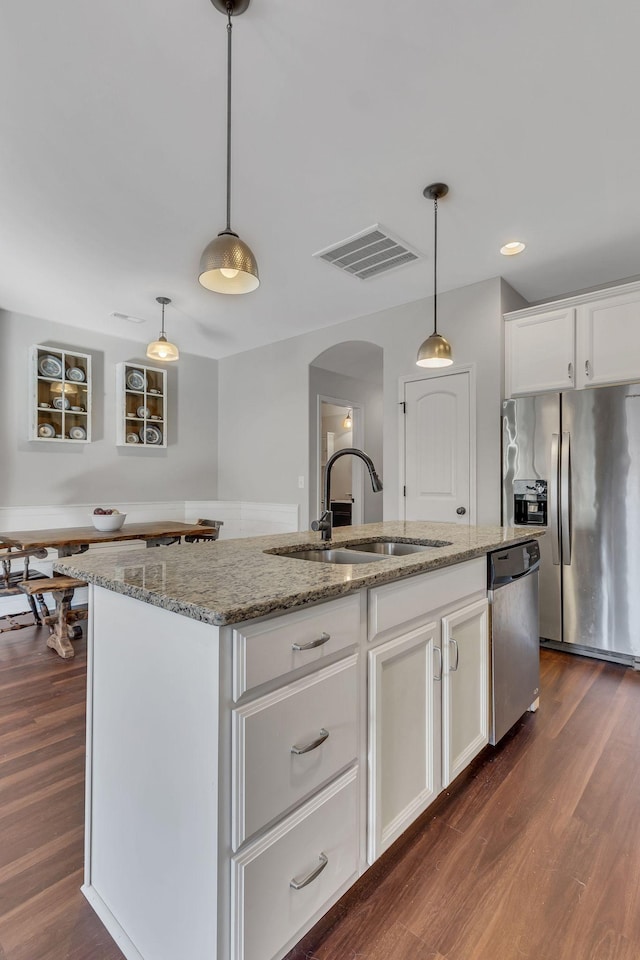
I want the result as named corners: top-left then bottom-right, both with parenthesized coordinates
top-left (1, 625), bottom-right (639, 960)
top-left (287, 649), bottom-right (640, 960)
top-left (0, 624), bottom-right (124, 960)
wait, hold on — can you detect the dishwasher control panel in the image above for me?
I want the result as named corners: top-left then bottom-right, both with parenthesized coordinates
top-left (488, 539), bottom-right (541, 588)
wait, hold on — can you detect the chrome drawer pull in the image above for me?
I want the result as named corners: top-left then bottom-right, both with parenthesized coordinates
top-left (449, 637), bottom-right (459, 671)
top-left (290, 852), bottom-right (328, 890)
top-left (291, 728), bottom-right (329, 755)
top-left (292, 631), bottom-right (330, 651)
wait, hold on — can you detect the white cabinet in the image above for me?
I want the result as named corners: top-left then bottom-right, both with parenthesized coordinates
top-left (575, 290), bottom-right (640, 387)
top-left (232, 655), bottom-right (359, 849)
top-left (116, 362), bottom-right (167, 447)
top-left (367, 559), bottom-right (487, 863)
top-left (504, 309), bottom-right (575, 396)
top-left (30, 344), bottom-right (92, 442)
top-left (505, 281), bottom-right (640, 397)
top-left (367, 623), bottom-right (440, 861)
top-left (441, 598), bottom-right (489, 788)
top-left (229, 594), bottom-right (363, 960)
top-left (230, 768), bottom-right (359, 960)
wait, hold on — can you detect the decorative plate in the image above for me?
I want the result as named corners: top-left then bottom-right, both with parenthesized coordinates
top-left (38, 422), bottom-right (55, 438)
top-left (69, 425), bottom-right (87, 440)
top-left (126, 432), bottom-right (140, 444)
top-left (136, 405), bottom-right (150, 419)
top-left (53, 396), bottom-right (70, 410)
top-left (66, 366), bottom-right (86, 382)
top-left (126, 369), bottom-right (146, 391)
top-left (140, 425), bottom-right (163, 445)
top-left (148, 388), bottom-right (160, 395)
top-left (39, 354), bottom-right (63, 378)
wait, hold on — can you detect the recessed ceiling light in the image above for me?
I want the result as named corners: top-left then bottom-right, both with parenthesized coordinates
top-left (110, 311), bottom-right (146, 324)
top-left (500, 241), bottom-right (526, 256)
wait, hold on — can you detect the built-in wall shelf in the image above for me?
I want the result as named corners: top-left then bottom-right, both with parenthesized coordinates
top-left (30, 345), bottom-right (92, 443)
top-left (116, 362), bottom-right (167, 448)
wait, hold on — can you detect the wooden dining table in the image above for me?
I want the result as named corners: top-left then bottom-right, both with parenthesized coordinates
top-left (0, 520), bottom-right (219, 557)
top-left (0, 521), bottom-right (219, 657)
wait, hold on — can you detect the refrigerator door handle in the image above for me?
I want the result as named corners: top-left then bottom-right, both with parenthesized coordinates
top-left (561, 431), bottom-right (572, 565)
top-left (550, 433), bottom-right (560, 565)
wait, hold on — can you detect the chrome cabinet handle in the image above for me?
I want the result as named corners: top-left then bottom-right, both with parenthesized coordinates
top-left (292, 631), bottom-right (330, 651)
top-left (585, 359), bottom-right (591, 377)
top-left (291, 728), bottom-right (329, 755)
top-left (290, 852), bottom-right (328, 890)
top-left (568, 361), bottom-right (573, 380)
top-left (449, 638), bottom-right (459, 671)
top-left (434, 646), bottom-right (442, 681)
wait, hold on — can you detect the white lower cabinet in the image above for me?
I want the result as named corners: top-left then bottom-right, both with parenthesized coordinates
top-left (232, 655), bottom-right (359, 849)
top-left (230, 767), bottom-right (359, 960)
top-left (441, 598), bottom-right (489, 787)
top-left (367, 561), bottom-right (488, 864)
top-left (367, 623), bottom-right (440, 861)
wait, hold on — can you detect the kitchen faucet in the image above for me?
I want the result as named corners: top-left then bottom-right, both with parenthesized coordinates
top-left (312, 447), bottom-right (383, 542)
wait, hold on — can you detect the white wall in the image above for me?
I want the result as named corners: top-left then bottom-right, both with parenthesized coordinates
top-left (0, 309), bottom-right (219, 507)
top-left (218, 276), bottom-right (510, 529)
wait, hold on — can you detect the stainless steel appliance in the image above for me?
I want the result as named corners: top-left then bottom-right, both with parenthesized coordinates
top-left (502, 383), bottom-right (640, 663)
top-left (488, 540), bottom-right (540, 744)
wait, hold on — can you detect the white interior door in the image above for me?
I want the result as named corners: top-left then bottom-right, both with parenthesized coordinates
top-left (404, 371), bottom-right (471, 523)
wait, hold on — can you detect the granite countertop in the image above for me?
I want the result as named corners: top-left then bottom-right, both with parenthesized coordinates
top-left (54, 521), bottom-right (544, 627)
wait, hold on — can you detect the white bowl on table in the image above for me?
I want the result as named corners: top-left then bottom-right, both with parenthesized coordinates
top-left (91, 513), bottom-right (127, 532)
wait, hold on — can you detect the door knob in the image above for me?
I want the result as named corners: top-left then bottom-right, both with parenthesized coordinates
top-left (456, 507), bottom-right (466, 516)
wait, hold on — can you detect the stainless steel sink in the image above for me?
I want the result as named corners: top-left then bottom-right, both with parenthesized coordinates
top-left (278, 548), bottom-right (385, 564)
top-left (343, 538), bottom-right (452, 556)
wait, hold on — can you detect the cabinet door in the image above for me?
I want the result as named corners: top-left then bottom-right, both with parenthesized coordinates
top-left (441, 598), bottom-right (488, 788)
top-left (367, 623), bottom-right (440, 863)
top-left (505, 309), bottom-right (575, 396)
top-left (576, 292), bottom-right (640, 388)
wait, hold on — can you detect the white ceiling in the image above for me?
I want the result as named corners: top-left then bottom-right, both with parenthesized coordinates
top-left (2, 0), bottom-right (639, 360)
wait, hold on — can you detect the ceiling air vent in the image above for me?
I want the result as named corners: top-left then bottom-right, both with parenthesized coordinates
top-left (313, 225), bottom-right (422, 280)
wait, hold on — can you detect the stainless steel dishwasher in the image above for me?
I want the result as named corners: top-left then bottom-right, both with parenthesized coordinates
top-left (488, 539), bottom-right (541, 745)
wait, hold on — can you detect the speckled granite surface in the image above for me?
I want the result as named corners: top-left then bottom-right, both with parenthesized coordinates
top-left (54, 521), bottom-right (544, 627)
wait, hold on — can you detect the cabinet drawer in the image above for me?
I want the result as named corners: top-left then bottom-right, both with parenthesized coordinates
top-left (232, 655), bottom-right (358, 849)
top-left (230, 767), bottom-right (359, 960)
top-left (232, 593), bottom-right (361, 699)
top-left (368, 558), bottom-right (485, 642)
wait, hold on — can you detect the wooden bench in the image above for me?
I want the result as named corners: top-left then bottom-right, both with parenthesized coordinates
top-left (18, 576), bottom-right (88, 660)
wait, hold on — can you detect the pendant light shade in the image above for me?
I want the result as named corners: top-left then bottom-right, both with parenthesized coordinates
top-left (199, 231), bottom-right (259, 294)
top-left (198, 0), bottom-right (259, 294)
top-left (147, 297), bottom-right (179, 362)
top-left (343, 409), bottom-right (353, 429)
top-left (416, 182), bottom-right (453, 369)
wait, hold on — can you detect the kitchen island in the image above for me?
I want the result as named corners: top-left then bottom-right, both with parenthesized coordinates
top-left (56, 521), bottom-right (542, 960)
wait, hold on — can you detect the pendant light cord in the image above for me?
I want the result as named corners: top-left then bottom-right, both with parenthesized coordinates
top-left (161, 300), bottom-right (166, 338)
top-left (433, 195), bottom-right (438, 336)
top-left (225, 2), bottom-right (233, 233)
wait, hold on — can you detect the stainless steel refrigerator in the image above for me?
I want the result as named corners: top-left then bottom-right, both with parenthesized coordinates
top-left (502, 383), bottom-right (640, 663)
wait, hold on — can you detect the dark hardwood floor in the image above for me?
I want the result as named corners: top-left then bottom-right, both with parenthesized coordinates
top-left (288, 648), bottom-right (640, 960)
top-left (1, 623), bottom-right (639, 960)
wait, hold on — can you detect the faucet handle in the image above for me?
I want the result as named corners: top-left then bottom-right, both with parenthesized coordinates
top-left (311, 510), bottom-right (333, 541)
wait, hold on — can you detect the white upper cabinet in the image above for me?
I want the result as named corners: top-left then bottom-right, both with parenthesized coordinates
top-left (505, 280), bottom-right (640, 397)
top-left (575, 290), bottom-right (640, 388)
top-left (505, 309), bottom-right (576, 396)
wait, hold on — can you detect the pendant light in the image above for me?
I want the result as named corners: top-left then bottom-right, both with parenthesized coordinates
top-left (416, 182), bottom-right (453, 368)
top-left (343, 410), bottom-right (353, 429)
top-left (198, 0), bottom-right (259, 295)
top-left (147, 297), bottom-right (179, 362)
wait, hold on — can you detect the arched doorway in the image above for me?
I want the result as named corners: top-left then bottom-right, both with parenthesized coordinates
top-left (309, 341), bottom-right (383, 527)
